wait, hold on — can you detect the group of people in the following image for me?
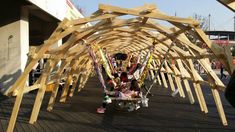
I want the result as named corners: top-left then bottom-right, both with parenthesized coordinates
top-left (97, 56), bottom-right (144, 113)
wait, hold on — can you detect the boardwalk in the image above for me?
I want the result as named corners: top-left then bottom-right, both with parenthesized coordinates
top-left (0, 76), bottom-right (235, 132)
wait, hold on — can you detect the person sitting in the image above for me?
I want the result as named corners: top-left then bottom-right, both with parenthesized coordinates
top-left (129, 63), bottom-right (137, 75)
top-left (133, 63), bottom-right (142, 80)
top-left (120, 72), bottom-right (128, 83)
top-left (119, 79), bottom-right (140, 99)
top-left (118, 79), bottom-right (141, 111)
top-left (97, 73), bottom-right (122, 114)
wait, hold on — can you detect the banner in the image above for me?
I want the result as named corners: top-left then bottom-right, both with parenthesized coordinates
top-left (87, 45), bottom-right (107, 92)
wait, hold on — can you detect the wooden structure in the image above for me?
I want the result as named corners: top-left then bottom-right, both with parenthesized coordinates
top-left (217, 0), bottom-right (235, 12)
top-left (4, 4), bottom-right (234, 132)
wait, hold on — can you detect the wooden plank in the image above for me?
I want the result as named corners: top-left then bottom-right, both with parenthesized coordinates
top-left (167, 73), bottom-right (175, 92)
top-left (71, 3), bottom-right (156, 25)
top-left (176, 59), bottom-right (194, 103)
top-left (6, 78), bottom-right (26, 132)
top-left (29, 60), bottom-right (56, 124)
top-left (60, 60), bottom-right (78, 103)
top-left (187, 59), bottom-right (208, 113)
top-left (99, 4), bottom-right (199, 25)
top-left (174, 76), bottom-right (185, 98)
top-left (23, 84), bottom-right (41, 94)
top-left (211, 89), bottom-right (228, 126)
top-left (152, 60), bottom-right (162, 86)
top-left (192, 82), bottom-right (205, 112)
top-left (207, 76), bottom-right (228, 125)
top-left (47, 60), bottom-right (69, 111)
top-left (69, 59), bottom-right (91, 97)
top-left (160, 72), bottom-right (168, 88)
top-left (183, 79), bottom-right (195, 104)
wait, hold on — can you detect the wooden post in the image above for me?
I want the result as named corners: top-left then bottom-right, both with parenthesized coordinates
top-left (156, 73), bottom-right (162, 86)
top-left (187, 59), bottom-right (208, 113)
top-left (211, 89), bottom-right (228, 125)
top-left (152, 59), bottom-right (162, 85)
top-left (7, 78), bottom-right (26, 132)
top-left (165, 62), bottom-right (175, 91)
top-left (167, 73), bottom-right (175, 91)
top-left (176, 59), bottom-right (194, 103)
top-left (183, 79), bottom-right (195, 104)
top-left (47, 60), bottom-right (68, 111)
top-left (77, 72), bottom-right (90, 91)
top-left (174, 76), bottom-right (185, 98)
top-left (69, 74), bottom-right (79, 97)
top-left (29, 60), bottom-right (55, 124)
top-left (60, 60), bottom-right (78, 102)
top-left (207, 76), bottom-right (227, 125)
top-left (160, 72), bottom-right (168, 88)
top-left (69, 59), bottom-right (91, 96)
top-left (192, 82), bottom-right (204, 112)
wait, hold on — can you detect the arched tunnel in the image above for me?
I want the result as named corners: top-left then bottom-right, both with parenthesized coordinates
top-left (3, 4), bottom-right (235, 132)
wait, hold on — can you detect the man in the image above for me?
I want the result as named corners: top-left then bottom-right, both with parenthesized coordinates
top-left (220, 64), bottom-right (227, 79)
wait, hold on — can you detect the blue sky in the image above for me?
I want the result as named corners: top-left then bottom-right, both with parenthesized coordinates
top-left (71, 0), bottom-right (234, 31)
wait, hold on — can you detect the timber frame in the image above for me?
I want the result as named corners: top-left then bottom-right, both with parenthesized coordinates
top-left (4, 4), bottom-right (234, 132)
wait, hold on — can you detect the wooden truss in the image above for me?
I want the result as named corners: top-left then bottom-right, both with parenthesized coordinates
top-left (5, 4), bottom-right (234, 132)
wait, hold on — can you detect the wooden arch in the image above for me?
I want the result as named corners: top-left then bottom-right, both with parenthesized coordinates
top-left (5, 4), bottom-right (234, 132)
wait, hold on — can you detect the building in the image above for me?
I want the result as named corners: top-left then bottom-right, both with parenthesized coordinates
top-left (0, 0), bottom-right (84, 94)
top-left (205, 31), bottom-right (235, 46)
top-left (205, 31), bottom-right (235, 68)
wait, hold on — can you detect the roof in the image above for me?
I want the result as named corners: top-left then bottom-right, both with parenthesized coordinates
top-left (205, 30), bottom-right (235, 35)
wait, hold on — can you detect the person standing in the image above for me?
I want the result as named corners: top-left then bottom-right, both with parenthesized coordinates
top-left (220, 64), bottom-right (227, 79)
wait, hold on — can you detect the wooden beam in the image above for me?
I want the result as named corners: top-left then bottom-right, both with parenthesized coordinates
top-left (99, 4), bottom-right (199, 25)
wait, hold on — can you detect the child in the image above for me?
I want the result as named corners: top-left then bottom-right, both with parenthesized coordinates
top-left (97, 74), bottom-right (121, 114)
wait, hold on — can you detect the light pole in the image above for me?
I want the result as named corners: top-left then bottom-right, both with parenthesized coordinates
top-left (234, 15), bottom-right (235, 31)
top-left (209, 14), bottom-right (211, 31)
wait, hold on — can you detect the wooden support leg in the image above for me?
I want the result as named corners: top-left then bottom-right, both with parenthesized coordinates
top-left (69, 75), bottom-right (79, 97)
top-left (211, 89), bottom-right (228, 126)
top-left (78, 74), bottom-right (89, 91)
top-left (207, 75), bottom-right (227, 125)
top-left (160, 72), bottom-right (168, 88)
top-left (60, 60), bottom-right (78, 102)
top-left (60, 75), bottom-right (72, 103)
top-left (197, 83), bottom-right (208, 113)
top-left (156, 74), bottom-right (162, 86)
top-left (174, 76), bottom-right (185, 98)
top-left (183, 79), bottom-right (195, 104)
top-left (29, 61), bottom-right (53, 124)
top-left (7, 79), bottom-right (26, 132)
top-left (47, 79), bottom-right (61, 111)
top-left (193, 82), bottom-right (204, 112)
top-left (47, 60), bottom-right (68, 111)
top-left (167, 74), bottom-right (175, 91)
top-left (193, 83), bottom-right (208, 113)
top-left (78, 74), bottom-right (85, 92)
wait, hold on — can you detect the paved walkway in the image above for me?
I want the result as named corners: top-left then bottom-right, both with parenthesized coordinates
top-left (0, 76), bottom-right (235, 132)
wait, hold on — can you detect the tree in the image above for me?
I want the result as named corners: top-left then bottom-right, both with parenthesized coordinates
top-left (193, 13), bottom-right (209, 31)
top-left (70, 0), bottom-right (85, 15)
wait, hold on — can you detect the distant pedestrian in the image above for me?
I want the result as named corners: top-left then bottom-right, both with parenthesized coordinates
top-left (220, 64), bottom-right (227, 79)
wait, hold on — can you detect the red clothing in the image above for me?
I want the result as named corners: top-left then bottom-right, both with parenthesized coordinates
top-left (129, 64), bottom-right (137, 74)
